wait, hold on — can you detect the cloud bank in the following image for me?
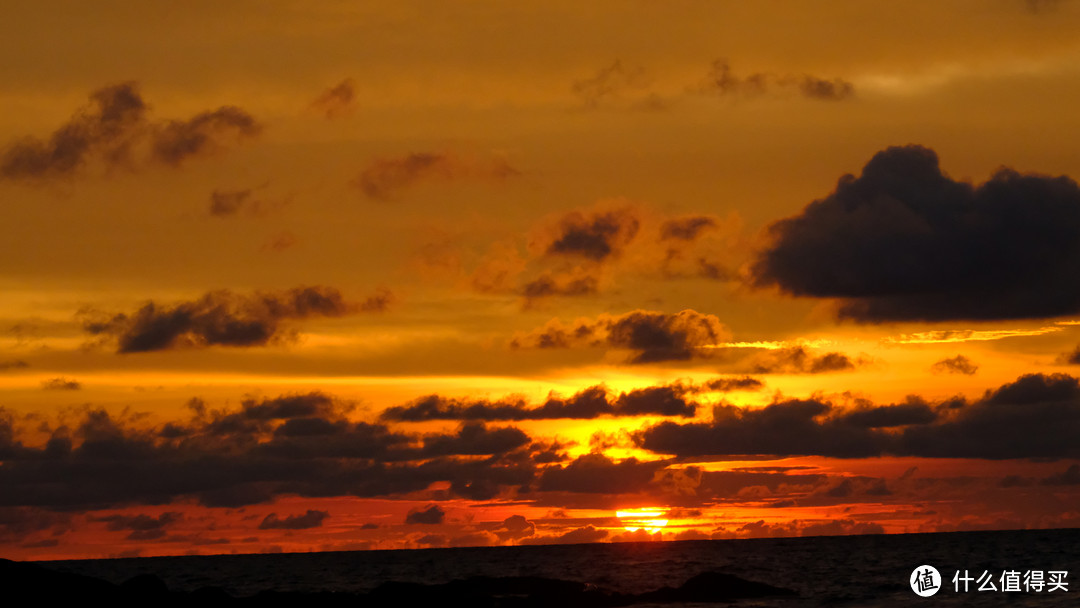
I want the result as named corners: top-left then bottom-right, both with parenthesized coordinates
top-left (81, 286), bottom-right (391, 353)
top-left (752, 145), bottom-right (1080, 322)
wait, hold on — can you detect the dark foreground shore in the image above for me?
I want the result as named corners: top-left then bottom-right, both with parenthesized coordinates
top-left (0, 557), bottom-right (795, 607)
top-left (15, 529), bottom-right (1079, 607)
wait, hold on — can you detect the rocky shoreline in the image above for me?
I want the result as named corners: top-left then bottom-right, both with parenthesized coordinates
top-left (2, 558), bottom-right (796, 607)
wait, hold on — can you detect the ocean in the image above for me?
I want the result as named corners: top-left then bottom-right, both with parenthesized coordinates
top-left (41, 528), bottom-right (1079, 606)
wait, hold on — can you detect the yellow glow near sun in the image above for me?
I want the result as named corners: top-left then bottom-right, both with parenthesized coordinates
top-left (616, 508), bottom-right (669, 533)
top-left (881, 326), bottom-right (1063, 344)
top-left (705, 338), bottom-right (836, 350)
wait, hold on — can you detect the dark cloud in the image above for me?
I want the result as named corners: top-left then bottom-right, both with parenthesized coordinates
top-left (700, 60), bottom-right (758, 95)
top-left (310, 78), bottom-right (357, 119)
top-left (357, 288), bottom-right (396, 313)
top-left (511, 309), bottom-right (730, 364)
top-left (617, 386), bottom-right (697, 417)
top-left (1025, 0), bottom-right (1069, 13)
top-left (696, 60), bottom-right (854, 101)
top-left (357, 153), bottom-right (442, 200)
top-left (21, 538), bottom-right (60, 548)
top-left (210, 186), bottom-right (288, 220)
top-left (838, 398), bottom-right (938, 428)
top-left (520, 273), bottom-right (599, 302)
top-left (0, 507), bottom-right (70, 542)
top-left (931, 355), bottom-right (979, 375)
top-left (7, 323), bottom-right (41, 346)
top-left (225, 392), bottom-right (339, 424)
top-left (0, 360), bottom-right (29, 371)
top-left (382, 384), bottom-right (697, 421)
top-left (41, 378), bottom-right (81, 391)
top-left (383, 394), bottom-right (532, 422)
top-left (405, 504), bottom-right (445, 525)
top-left (256, 412), bottom-right (412, 461)
top-left (11, 374), bottom-right (1073, 514)
top-left (1041, 464), bottom-right (1080, 485)
top-left (986, 372), bottom-right (1080, 404)
top-left (900, 373), bottom-right (1080, 459)
top-left (541, 208), bottom-right (640, 261)
top-left (751, 145), bottom-right (1080, 322)
top-left (355, 152), bottom-right (518, 200)
top-left (0, 82), bottom-right (259, 181)
top-left (149, 107), bottom-right (261, 167)
top-left (638, 373), bottom-right (1080, 460)
top-left (698, 376), bottom-right (764, 392)
top-left (521, 525), bottom-right (608, 545)
top-left (690, 467), bottom-right (826, 501)
top-left (692, 258), bottom-right (732, 280)
top-left (747, 346), bottom-right (859, 374)
top-left (1, 82), bottom-right (146, 180)
top-left (539, 453), bottom-right (665, 495)
top-left (415, 533), bottom-right (448, 547)
top-left (588, 430), bottom-right (627, 453)
top-left (446, 531), bottom-right (499, 548)
top-left (263, 231), bottom-right (300, 253)
top-left (797, 76), bottom-right (856, 101)
top-left (1057, 345), bottom-right (1080, 365)
top-left (0, 410), bottom-right (21, 456)
top-left (469, 206), bottom-right (738, 306)
top-left (0, 391), bottom-right (539, 510)
top-left (492, 514), bottom-right (535, 542)
top-left (654, 214), bottom-right (740, 281)
top-left (999, 474), bottom-right (1032, 488)
top-left (600, 310), bottom-right (729, 362)
top-left (91, 511), bottom-right (181, 540)
top-left (421, 422), bottom-right (530, 457)
top-left (259, 509), bottom-right (329, 530)
top-left (572, 60), bottom-right (659, 110)
top-left (658, 226), bottom-right (737, 281)
top-left (659, 216), bottom-right (718, 241)
top-left (640, 398), bottom-right (888, 459)
top-left (798, 519), bottom-right (884, 537)
top-left (81, 285), bottom-right (385, 353)
top-left (92, 511), bottom-right (180, 531)
top-left (797, 475), bottom-right (885, 500)
top-left (209, 188), bottom-right (259, 217)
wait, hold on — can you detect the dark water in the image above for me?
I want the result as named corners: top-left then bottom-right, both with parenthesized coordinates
top-left (44, 528), bottom-right (1079, 606)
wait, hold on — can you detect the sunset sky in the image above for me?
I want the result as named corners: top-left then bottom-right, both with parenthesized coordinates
top-left (3, 0), bottom-right (1080, 561)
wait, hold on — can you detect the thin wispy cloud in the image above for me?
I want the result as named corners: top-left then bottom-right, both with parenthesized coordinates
top-left (355, 152), bottom-right (518, 200)
top-left (882, 326), bottom-right (1063, 344)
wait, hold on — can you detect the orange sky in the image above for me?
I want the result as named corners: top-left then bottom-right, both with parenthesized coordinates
top-left (2, 0), bottom-right (1080, 561)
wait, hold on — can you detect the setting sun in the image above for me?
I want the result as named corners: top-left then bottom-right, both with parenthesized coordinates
top-left (617, 509), bottom-right (670, 534)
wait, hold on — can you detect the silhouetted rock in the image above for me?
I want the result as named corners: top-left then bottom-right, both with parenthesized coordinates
top-left (254, 589), bottom-right (359, 608)
top-left (121, 573), bottom-right (170, 597)
top-left (0, 558), bottom-right (122, 603)
top-left (189, 585), bottom-right (235, 603)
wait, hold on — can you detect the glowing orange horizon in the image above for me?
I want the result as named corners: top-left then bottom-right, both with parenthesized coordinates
top-left (617, 508), bottom-right (669, 534)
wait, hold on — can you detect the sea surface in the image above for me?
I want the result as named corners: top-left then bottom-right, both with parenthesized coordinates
top-left (43, 528), bottom-right (1079, 607)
